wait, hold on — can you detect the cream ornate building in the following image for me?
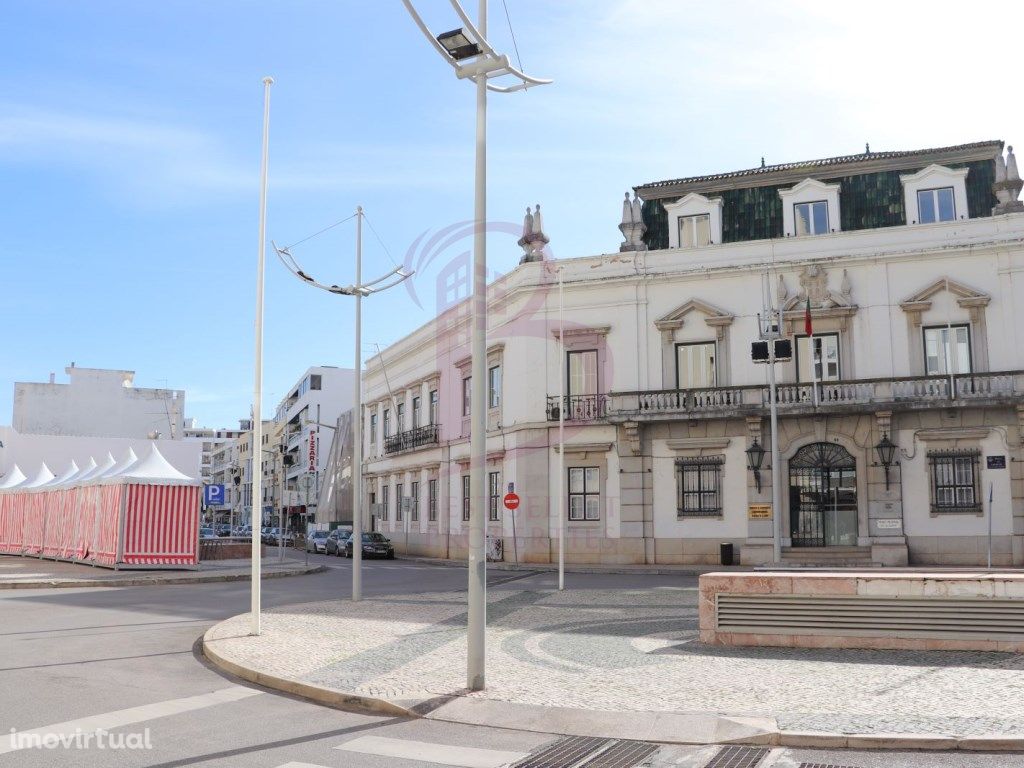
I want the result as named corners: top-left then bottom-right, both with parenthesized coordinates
top-left (363, 140), bottom-right (1024, 567)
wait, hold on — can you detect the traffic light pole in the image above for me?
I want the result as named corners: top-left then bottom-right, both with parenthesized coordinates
top-left (768, 308), bottom-right (783, 565)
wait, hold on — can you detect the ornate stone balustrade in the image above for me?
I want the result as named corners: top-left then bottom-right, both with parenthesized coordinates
top-left (607, 371), bottom-right (1023, 421)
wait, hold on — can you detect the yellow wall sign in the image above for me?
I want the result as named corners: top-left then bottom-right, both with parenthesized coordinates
top-left (748, 504), bottom-right (773, 520)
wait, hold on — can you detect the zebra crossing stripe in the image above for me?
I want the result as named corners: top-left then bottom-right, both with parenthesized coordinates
top-left (336, 735), bottom-right (529, 767)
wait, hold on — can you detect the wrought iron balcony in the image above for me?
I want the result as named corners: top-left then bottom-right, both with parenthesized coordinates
top-left (606, 371), bottom-right (1023, 421)
top-left (546, 394), bottom-right (607, 422)
top-left (384, 424), bottom-right (440, 455)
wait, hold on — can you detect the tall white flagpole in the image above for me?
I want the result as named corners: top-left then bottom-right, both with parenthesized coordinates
top-left (352, 207), bottom-right (364, 601)
top-left (810, 330), bottom-right (819, 407)
top-left (558, 268), bottom-right (565, 591)
top-left (945, 279), bottom-right (956, 398)
top-left (251, 75), bottom-right (273, 636)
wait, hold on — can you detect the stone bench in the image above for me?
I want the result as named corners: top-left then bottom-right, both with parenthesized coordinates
top-left (699, 571), bottom-right (1024, 652)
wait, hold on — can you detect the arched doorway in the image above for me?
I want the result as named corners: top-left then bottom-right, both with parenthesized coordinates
top-left (789, 442), bottom-right (858, 547)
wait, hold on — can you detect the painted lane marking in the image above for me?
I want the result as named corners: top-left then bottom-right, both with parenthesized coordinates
top-left (0, 685), bottom-right (261, 754)
top-left (337, 735), bottom-right (529, 767)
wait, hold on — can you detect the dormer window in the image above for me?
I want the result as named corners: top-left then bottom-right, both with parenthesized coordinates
top-left (678, 214), bottom-right (711, 248)
top-left (779, 179), bottom-right (841, 237)
top-left (900, 165), bottom-right (969, 225)
top-left (794, 201), bottom-right (829, 236)
top-left (917, 187), bottom-right (955, 223)
top-left (664, 193), bottom-right (722, 249)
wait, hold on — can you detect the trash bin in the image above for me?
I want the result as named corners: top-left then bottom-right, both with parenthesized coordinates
top-left (719, 542), bottom-right (734, 566)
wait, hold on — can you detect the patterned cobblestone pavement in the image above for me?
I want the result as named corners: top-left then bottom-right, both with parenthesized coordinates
top-left (204, 587), bottom-right (1024, 738)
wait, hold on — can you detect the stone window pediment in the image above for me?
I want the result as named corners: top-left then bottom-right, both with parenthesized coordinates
top-left (663, 193), bottom-right (723, 248)
top-left (654, 298), bottom-right (735, 388)
top-left (899, 277), bottom-right (992, 374)
top-left (899, 164), bottom-right (969, 225)
top-left (654, 298), bottom-right (734, 334)
top-left (779, 178), bottom-right (841, 237)
top-left (899, 277), bottom-right (991, 325)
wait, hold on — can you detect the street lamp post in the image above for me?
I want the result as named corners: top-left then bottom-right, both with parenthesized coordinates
top-left (250, 75), bottom-right (273, 637)
top-left (402, 0), bottom-right (551, 694)
top-left (273, 207), bottom-right (411, 603)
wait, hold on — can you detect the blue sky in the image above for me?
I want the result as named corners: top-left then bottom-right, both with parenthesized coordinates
top-left (2, 1), bottom-right (1021, 429)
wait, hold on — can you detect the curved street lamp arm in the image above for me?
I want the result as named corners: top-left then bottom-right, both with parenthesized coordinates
top-left (403, 0), bottom-right (552, 89)
top-left (271, 241), bottom-right (355, 296)
top-left (360, 264), bottom-right (409, 289)
top-left (400, 0), bottom-right (461, 69)
top-left (447, 0), bottom-right (498, 58)
top-left (499, 63), bottom-right (552, 87)
top-left (271, 241), bottom-right (413, 297)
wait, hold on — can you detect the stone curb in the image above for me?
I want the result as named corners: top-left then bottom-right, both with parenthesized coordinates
top-left (199, 607), bottom-right (1024, 752)
top-left (0, 563), bottom-right (326, 590)
top-left (201, 625), bottom-right (415, 719)
top-left (775, 730), bottom-right (1024, 751)
top-left (398, 555), bottom-right (740, 577)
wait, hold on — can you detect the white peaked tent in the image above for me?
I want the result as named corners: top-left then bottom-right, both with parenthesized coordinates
top-left (50, 460), bottom-right (80, 487)
top-left (118, 445), bottom-right (193, 482)
top-left (66, 457), bottom-right (98, 485)
top-left (1, 443), bottom-right (200, 569)
top-left (91, 443), bottom-right (200, 567)
top-left (102, 448), bottom-right (138, 479)
top-left (0, 465), bottom-right (27, 490)
top-left (22, 463), bottom-right (55, 489)
top-left (78, 453), bottom-right (115, 483)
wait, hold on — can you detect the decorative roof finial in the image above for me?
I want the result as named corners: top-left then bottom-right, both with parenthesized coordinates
top-left (993, 144), bottom-right (1023, 214)
top-left (865, 142), bottom-right (870, 154)
top-left (618, 192), bottom-right (647, 252)
top-left (517, 203), bottom-right (549, 264)
top-left (760, 157), bottom-right (765, 168)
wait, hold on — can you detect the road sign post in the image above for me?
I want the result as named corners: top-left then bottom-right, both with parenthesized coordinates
top-left (203, 484), bottom-right (225, 507)
top-left (503, 492), bottom-right (521, 564)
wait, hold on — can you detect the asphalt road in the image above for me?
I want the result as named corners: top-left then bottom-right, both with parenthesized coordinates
top-left (0, 551), bottom-right (1022, 768)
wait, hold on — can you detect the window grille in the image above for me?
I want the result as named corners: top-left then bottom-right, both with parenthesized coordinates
top-left (676, 456), bottom-right (724, 517)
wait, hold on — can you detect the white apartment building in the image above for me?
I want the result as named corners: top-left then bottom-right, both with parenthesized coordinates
top-left (274, 366), bottom-right (355, 525)
top-left (362, 140), bottom-right (1024, 567)
top-left (183, 418), bottom-right (239, 487)
top-left (13, 365), bottom-right (185, 439)
top-left (207, 421), bottom-right (248, 524)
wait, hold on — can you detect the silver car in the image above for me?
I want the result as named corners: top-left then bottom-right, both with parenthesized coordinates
top-left (305, 530), bottom-right (329, 554)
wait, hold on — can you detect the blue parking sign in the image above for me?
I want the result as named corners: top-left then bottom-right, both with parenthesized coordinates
top-left (204, 484), bottom-right (225, 506)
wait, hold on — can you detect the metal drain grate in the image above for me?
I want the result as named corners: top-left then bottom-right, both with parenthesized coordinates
top-left (511, 736), bottom-right (611, 768)
top-left (577, 740), bottom-right (659, 768)
top-left (702, 745), bottom-right (769, 768)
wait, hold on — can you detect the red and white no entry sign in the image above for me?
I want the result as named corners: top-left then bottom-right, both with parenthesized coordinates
top-left (503, 492), bottom-right (520, 511)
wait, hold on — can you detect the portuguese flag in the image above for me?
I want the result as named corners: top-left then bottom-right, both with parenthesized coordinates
top-left (804, 297), bottom-right (813, 336)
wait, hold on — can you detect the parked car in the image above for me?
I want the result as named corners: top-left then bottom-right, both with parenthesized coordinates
top-left (344, 532), bottom-right (395, 559)
top-left (262, 527), bottom-right (296, 546)
top-left (305, 530), bottom-right (329, 554)
top-left (199, 527), bottom-right (218, 540)
top-left (325, 529), bottom-right (350, 556)
top-left (261, 527), bottom-right (280, 545)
